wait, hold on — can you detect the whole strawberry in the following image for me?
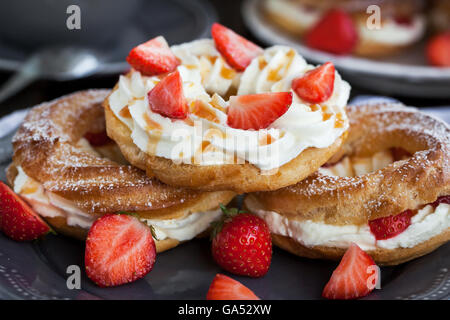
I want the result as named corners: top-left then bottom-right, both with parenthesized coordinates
top-left (211, 205), bottom-right (272, 278)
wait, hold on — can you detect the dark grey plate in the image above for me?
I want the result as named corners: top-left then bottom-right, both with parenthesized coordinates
top-left (0, 104), bottom-right (449, 300)
top-left (0, 0), bottom-right (217, 75)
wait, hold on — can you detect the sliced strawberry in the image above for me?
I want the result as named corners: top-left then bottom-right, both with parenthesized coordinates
top-left (322, 243), bottom-right (378, 300)
top-left (430, 195), bottom-right (450, 208)
top-left (0, 182), bottom-right (51, 241)
top-left (206, 274), bottom-right (260, 300)
top-left (227, 92), bottom-right (292, 130)
top-left (292, 62), bottom-right (335, 103)
top-left (305, 9), bottom-right (358, 55)
top-left (126, 36), bottom-right (180, 76)
top-left (148, 70), bottom-right (188, 119)
top-left (369, 210), bottom-right (412, 240)
top-left (427, 32), bottom-right (450, 67)
top-left (84, 131), bottom-right (113, 146)
top-left (85, 214), bottom-right (156, 287)
top-left (211, 23), bottom-right (263, 71)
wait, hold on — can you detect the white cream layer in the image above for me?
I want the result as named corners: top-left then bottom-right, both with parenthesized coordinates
top-left (247, 200), bottom-right (450, 251)
top-left (109, 40), bottom-right (350, 171)
top-left (13, 166), bottom-right (220, 241)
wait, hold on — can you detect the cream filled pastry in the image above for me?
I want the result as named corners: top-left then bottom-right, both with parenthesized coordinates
top-left (104, 23), bottom-right (350, 192)
top-left (244, 102), bottom-right (450, 265)
top-left (7, 90), bottom-right (235, 252)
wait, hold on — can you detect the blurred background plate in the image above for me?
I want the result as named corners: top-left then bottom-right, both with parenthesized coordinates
top-left (0, 0), bottom-right (217, 75)
top-left (242, 0), bottom-right (450, 98)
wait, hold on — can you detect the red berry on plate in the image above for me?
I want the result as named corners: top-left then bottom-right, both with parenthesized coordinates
top-left (84, 131), bottom-right (113, 146)
top-left (85, 214), bottom-right (156, 287)
top-left (206, 274), bottom-right (260, 300)
top-left (148, 70), bottom-right (188, 119)
top-left (227, 92), bottom-right (292, 130)
top-left (292, 62), bottom-right (335, 103)
top-left (427, 32), bottom-right (450, 67)
top-left (305, 9), bottom-right (358, 55)
top-left (369, 210), bottom-right (412, 240)
top-left (211, 205), bottom-right (272, 278)
top-left (211, 23), bottom-right (263, 71)
top-left (0, 182), bottom-right (51, 241)
top-left (126, 36), bottom-right (180, 76)
top-left (322, 243), bottom-right (378, 300)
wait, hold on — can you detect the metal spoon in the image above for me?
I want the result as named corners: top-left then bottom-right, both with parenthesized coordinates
top-left (0, 46), bottom-right (101, 103)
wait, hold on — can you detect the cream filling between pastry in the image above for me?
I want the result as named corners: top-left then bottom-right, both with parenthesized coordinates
top-left (13, 166), bottom-right (221, 241)
top-left (246, 200), bottom-right (450, 251)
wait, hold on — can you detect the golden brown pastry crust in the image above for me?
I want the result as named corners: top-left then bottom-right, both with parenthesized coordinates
top-left (246, 102), bottom-right (449, 264)
top-left (103, 88), bottom-right (346, 193)
top-left (9, 90), bottom-right (235, 252)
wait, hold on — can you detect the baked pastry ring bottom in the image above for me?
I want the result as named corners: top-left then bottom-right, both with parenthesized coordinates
top-left (245, 102), bottom-right (449, 265)
top-left (7, 90), bottom-right (235, 252)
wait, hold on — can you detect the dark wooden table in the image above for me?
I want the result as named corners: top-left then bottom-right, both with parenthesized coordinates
top-left (0, 0), bottom-right (447, 117)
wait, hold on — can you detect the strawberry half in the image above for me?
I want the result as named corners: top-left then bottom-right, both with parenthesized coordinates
top-left (211, 205), bottom-right (272, 277)
top-left (227, 92), bottom-right (292, 130)
top-left (322, 243), bottom-right (378, 300)
top-left (292, 62), bottom-right (335, 104)
top-left (211, 23), bottom-right (263, 71)
top-left (305, 9), bottom-right (358, 55)
top-left (206, 274), bottom-right (260, 300)
top-left (148, 70), bottom-right (188, 119)
top-left (85, 214), bottom-right (156, 287)
top-left (84, 131), bottom-right (113, 146)
top-left (426, 32), bottom-right (450, 67)
top-left (0, 182), bottom-right (51, 241)
top-left (126, 36), bottom-right (180, 76)
top-left (369, 210), bottom-right (412, 240)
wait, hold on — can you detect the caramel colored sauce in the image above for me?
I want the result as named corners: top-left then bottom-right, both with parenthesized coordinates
top-left (21, 180), bottom-right (39, 195)
top-left (335, 113), bottom-right (345, 128)
top-left (184, 118), bottom-right (195, 126)
top-left (267, 64), bottom-right (283, 82)
top-left (206, 55), bottom-right (218, 65)
top-left (322, 113), bottom-right (333, 121)
top-left (258, 56), bottom-right (268, 70)
top-left (267, 49), bottom-right (295, 82)
top-left (310, 104), bottom-right (320, 112)
top-left (204, 128), bottom-right (226, 140)
top-left (190, 100), bottom-right (220, 123)
top-left (143, 113), bottom-right (162, 131)
top-left (185, 64), bottom-right (197, 70)
top-left (119, 106), bottom-right (131, 118)
top-left (259, 133), bottom-right (276, 146)
top-left (220, 65), bottom-right (236, 80)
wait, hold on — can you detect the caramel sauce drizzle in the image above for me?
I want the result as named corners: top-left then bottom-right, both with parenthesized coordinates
top-left (220, 65), bottom-right (236, 80)
top-left (190, 100), bottom-right (220, 123)
top-left (259, 133), bottom-right (276, 146)
top-left (21, 180), bottom-right (39, 195)
top-left (335, 113), bottom-right (345, 128)
top-left (143, 113), bottom-right (162, 131)
top-left (119, 106), bottom-right (131, 118)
